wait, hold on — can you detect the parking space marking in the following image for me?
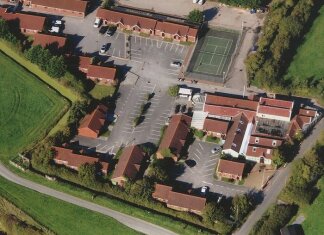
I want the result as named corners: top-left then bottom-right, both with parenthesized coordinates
top-left (169, 43), bottom-right (174, 51)
top-left (202, 173), bottom-right (214, 177)
top-left (202, 181), bottom-right (213, 185)
top-left (196, 148), bottom-right (202, 155)
top-left (193, 153), bottom-right (201, 160)
top-left (180, 46), bottom-right (184, 54)
top-left (198, 143), bottom-right (204, 150)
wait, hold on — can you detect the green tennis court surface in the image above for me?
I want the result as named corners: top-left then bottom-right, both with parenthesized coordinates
top-left (187, 28), bottom-right (239, 82)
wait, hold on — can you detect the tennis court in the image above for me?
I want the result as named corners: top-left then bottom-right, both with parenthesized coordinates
top-left (187, 28), bottom-right (240, 83)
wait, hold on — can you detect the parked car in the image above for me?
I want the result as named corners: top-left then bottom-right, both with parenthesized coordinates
top-left (100, 44), bottom-right (108, 54)
top-left (99, 26), bottom-right (108, 34)
top-left (53, 20), bottom-right (63, 26)
top-left (217, 195), bottom-right (224, 203)
top-left (201, 186), bottom-right (209, 196)
top-left (181, 105), bottom-right (187, 113)
top-left (211, 146), bottom-right (221, 154)
top-left (105, 27), bottom-right (116, 37)
top-left (49, 26), bottom-right (60, 33)
top-left (185, 159), bottom-right (196, 168)
top-left (93, 18), bottom-right (102, 28)
top-left (170, 61), bottom-right (182, 68)
top-left (174, 104), bottom-right (181, 113)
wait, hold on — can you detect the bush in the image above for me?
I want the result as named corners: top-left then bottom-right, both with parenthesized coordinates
top-left (206, 136), bottom-right (220, 143)
top-left (168, 85), bottom-right (179, 97)
top-left (187, 9), bottom-right (203, 23)
top-left (193, 129), bottom-right (205, 139)
top-left (219, 0), bottom-right (267, 9)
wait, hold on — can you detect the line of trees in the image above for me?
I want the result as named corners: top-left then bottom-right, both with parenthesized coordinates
top-left (0, 19), bottom-right (20, 47)
top-left (245, 0), bottom-right (321, 97)
top-left (218, 0), bottom-right (267, 9)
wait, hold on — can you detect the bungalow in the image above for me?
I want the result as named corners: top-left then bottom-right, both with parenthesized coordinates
top-left (25, 0), bottom-right (88, 18)
top-left (111, 145), bottom-right (145, 187)
top-left (152, 183), bottom-right (206, 215)
top-left (203, 118), bottom-right (230, 138)
top-left (78, 104), bottom-right (107, 139)
top-left (157, 114), bottom-right (192, 161)
top-left (256, 97), bottom-right (294, 122)
top-left (0, 7), bottom-right (45, 34)
top-left (216, 159), bottom-right (245, 181)
top-left (96, 8), bottom-right (157, 36)
top-left (87, 65), bottom-right (117, 85)
top-left (155, 21), bottom-right (196, 42)
top-left (53, 146), bottom-right (109, 174)
top-left (32, 33), bottom-right (67, 50)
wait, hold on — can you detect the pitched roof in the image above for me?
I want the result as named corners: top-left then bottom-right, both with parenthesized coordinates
top-left (152, 183), bottom-right (172, 201)
top-left (204, 104), bottom-right (256, 121)
top-left (0, 8), bottom-right (45, 31)
top-left (257, 105), bottom-right (291, 118)
top-left (223, 113), bottom-right (249, 152)
top-left (203, 118), bottom-right (230, 134)
top-left (249, 136), bottom-right (283, 148)
top-left (78, 56), bottom-right (92, 71)
top-left (295, 115), bottom-right (312, 128)
top-left (217, 159), bottom-right (245, 177)
top-left (259, 97), bottom-right (293, 109)
top-left (53, 146), bottom-right (109, 171)
top-left (205, 94), bottom-right (259, 111)
top-left (78, 104), bottom-right (107, 136)
top-left (158, 114), bottom-right (192, 155)
top-left (155, 21), bottom-right (190, 37)
top-left (246, 145), bottom-right (273, 159)
top-left (30, 0), bottom-right (88, 13)
top-left (97, 8), bottom-right (157, 30)
top-left (32, 33), bottom-right (67, 48)
top-left (188, 27), bottom-right (198, 37)
top-left (87, 65), bottom-right (116, 81)
top-left (167, 191), bottom-right (206, 212)
top-left (111, 145), bottom-right (144, 180)
top-left (298, 108), bottom-right (317, 118)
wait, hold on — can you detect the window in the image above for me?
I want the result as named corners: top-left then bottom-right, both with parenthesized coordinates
top-left (239, 120), bottom-right (244, 124)
top-left (272, 140), bottom-right (276, 146)
top-left (266, 149), bottom-right (271, 154)
top-left (255, 138), bottom-right (259, 144)
top-left (236, 129), bottom-right (241, 133)
top-left (232, 143), bottom-right (237, 148)
top-left (252, 147), bottom-right (256, 152)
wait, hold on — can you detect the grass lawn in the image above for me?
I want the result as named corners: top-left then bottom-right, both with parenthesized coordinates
top-left (301, 177), bottom-right (324, 235)
top-left (0, 176), bottom-right (140, 235)
top-left (284, 5), bottom-right (324, 102)
top-left (89, 84), bottom-right (116, 100)
top-left (0, 51), bottom-right (68, 159)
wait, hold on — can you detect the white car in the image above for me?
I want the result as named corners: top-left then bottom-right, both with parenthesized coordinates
top-left (94, 18), bottom-right (102, 28)
top-left (170, 61), bottom-right (182, 68)
top-left (53, 20), bottom-right (62, 26)
top-left (100, 44), bottom-right (108, 54)
top-left (211, 146), bottom-right (221, 154)
top-left (49, 26), bottom-right (60, 33)
top-left (201, 186), bottom-right (209, 196)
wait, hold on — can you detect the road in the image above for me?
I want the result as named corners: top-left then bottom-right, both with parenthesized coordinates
top-left (235, 118), bottom-right (324, 235)
top-left (0, 164), bottom-right (176, 235)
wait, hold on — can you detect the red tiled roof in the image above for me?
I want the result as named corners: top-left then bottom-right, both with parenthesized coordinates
top-left (223, 113), bottom-right (249, 152)
top-left (205, 94), bottom-right (259, 111)
top-left (246, 145), bottom-right (273, 159)
top-left (0, 9), bottom-right (45, 31)
top-left (167, 191), bottom-right (206, 212)
top-left (152, 183), bottom-right (172, 201)
top-left (78, 104), bottom-right (107, 138)
top-left (257, 105), bottom-right (291, 118)
top-left (249, 136), bottom-right (282, 148)
top-left (259, 97), bottom-right (293, 109)
top-left (298, 108), bottom-right (317, 117)
top-left (287, 119), bottom-right (301, 139)
top-left (156, 21), bottom-right (189, 37)
top-left (30, 0), bottom-right (88, 13)
top-left (188, 27), bottom-right (198, 38)
top-left (97, 8), bottom-right (157, 30)
top-left (204, 104), bottom-right (256, 122)
top-left (87, 65), bottom-right (116, 81)
top-left (53, 146), bottom-right (109, 171)
top-left (158, 114), bottom-right (191, 155)
top-left (217, 159), bottom-right (245, 177)
top-left (78, 56), bottom-right (92, 71)
top-left (203, 118), bottom-right (229, 134)
top-left (111, 145), bottom-right (144, 180)
top-left (296, 115), bottom-right (312, 128)
top-left (32, 33), bottom-right (66, 48)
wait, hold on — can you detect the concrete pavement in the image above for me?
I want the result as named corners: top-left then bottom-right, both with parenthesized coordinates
top-left (0, 164), bottom-right (177, 235)
top-left (234, 118), bottom-right (324, 235)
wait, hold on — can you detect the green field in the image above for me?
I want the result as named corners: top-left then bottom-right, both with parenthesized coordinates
top-left (284, 5), bottom-right (324, 100)
top-left (0, 176), bottom-right (139, 235)
top-left (0, 51), bottom-right (68, 158)
top-left (301, 177), bottom-right (324, 235)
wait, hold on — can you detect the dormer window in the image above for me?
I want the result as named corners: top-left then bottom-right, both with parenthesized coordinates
top-left (236, 129), bottom-right (241, 133)
top-left (252, 147), bottom-right (256, 152)
top-left (255, 138), bottom-right (259, 144)
top-left (266, 149), bottom-right (271, 154)
top-left (239, 120), bottom-right (244, 124)
top-left (272, 140), bottom-right (276, 146)
top-left (232, 143), bottom-right (237, 148)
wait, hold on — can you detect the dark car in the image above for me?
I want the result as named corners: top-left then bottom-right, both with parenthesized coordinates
top-left (185, 159), bottom-right (196, 168)
top-left (105, 27), bottom-right (116, 37)
top-left (100, 44), bottom-right (108, 54)
top-left (174, 104), bottom-right (181, 113)
top-left (99, 26), bottom-right (108, 34)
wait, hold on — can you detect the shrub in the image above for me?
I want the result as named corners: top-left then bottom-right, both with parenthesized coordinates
top-left (168, 85), bottom-right (179, 97)
top-left (193, 129), bottom-right (205, 139)
top-left (187, 9), bottom-right (203, 23)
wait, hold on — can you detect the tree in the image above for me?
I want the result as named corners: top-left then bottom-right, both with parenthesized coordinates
top-left (78, 163), bottom-right (97, 186)
top-left (160, 148), bottom-right (172, 158)
top-left (102, 0), bottom-right (114, 9)
top-left (25, 46), bottom-right (43, 64)
top-left (148, 158), bottom-right (174, 183)
top-left (203, 202), bottom-right (226, 226)
top-left (187, 9), bottom-right (203, 23)
top-left (167, 85), bottom-right (179, 97)
top-left (272, 148), bottom-right (285, 167)
top-left (231, 194), bottom-right (251, 222)
top-left (46, 55), bottom-right (66, 78)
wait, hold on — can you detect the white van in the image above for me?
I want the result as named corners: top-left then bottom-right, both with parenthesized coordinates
top-left (198, 0), bottom-right (205, 5)
top-left (49, 26), bottom-right (60, 33)
top-left (93, 18), bottom-right (102, 28)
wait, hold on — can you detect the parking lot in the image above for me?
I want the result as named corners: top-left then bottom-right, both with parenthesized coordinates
top-left (176, 139), bottom-right (250, 196)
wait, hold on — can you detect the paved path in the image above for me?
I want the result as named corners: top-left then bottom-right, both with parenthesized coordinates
top-left (234, 118), bottom-right (324, 235)
top-left (0, 164), bottom-right (177, 235)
